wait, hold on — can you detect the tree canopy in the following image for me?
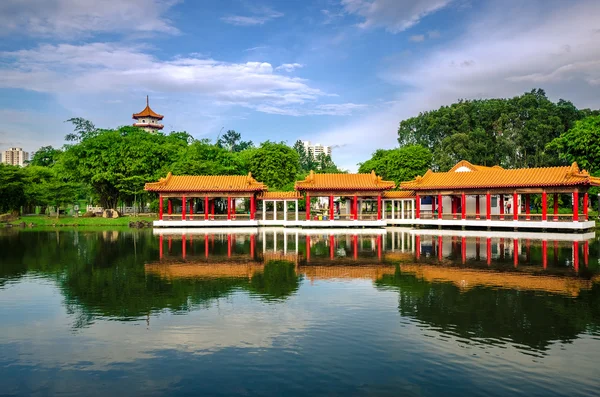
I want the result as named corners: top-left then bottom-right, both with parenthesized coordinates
top-left (398, 89), bottom-right (598, 171)
top-left (358, 145), bottom-right (432, 186)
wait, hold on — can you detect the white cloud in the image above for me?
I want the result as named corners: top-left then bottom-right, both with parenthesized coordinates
top-left (428, 30), bottom-right (441, 39)
top-left (221, 8), bottom-right (283, 26)
top-left (341, 0), bottom-right (454, 33)
top-left (275, 63), bottom-right (304, 72)
top-left (254, 103), bottom-right (367, 117)
top-left (409, 34), bottom-right (425, 42)
top-left (0, 43), bottom-right (365, 118)
top-left (315, 0), bottom-right (600, 171)
top-left (0, 0), bottom-right (180, 38)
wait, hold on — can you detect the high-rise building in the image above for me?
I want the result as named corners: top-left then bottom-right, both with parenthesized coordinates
top-left (2, 147), bottom-right (29, 166)
top-left (132, 96), bottom-right (164, 133)
top-left (301, 140), bottom-right (332, 159)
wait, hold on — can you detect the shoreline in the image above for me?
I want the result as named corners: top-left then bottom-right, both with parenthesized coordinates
top-left (2, 215), bottom-right (156, 228)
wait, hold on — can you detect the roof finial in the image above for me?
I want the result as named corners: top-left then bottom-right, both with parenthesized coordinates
top-left (146, 95), bottom-right (149, 107)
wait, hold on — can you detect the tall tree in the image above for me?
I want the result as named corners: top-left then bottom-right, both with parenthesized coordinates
top-left (547, 115), bottom-right (600, 173)
top-left (28, 146), bottom-right (63, 167)
top-left (358, 145), bottom-right (432, 186)
top-left (217, 129), bottom-right (253, 152)
top-left (247, 141), bottom-right (299, 190)
top-left (397, 89), bottom-right (592, 170)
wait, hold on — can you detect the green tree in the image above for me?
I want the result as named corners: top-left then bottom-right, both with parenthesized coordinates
top-left (217, 130), bottom-right (253, 152)
top-left (397, 89), bottom-right (593, 170)
top-left (358, 145), bottom-right (432, 185)
top-left (247, 141), bottom-right (299, 190)
top-left (0, 164), bottom-right (25, 213)
top-left (28, 146), bottom-right (62, 167)
top-left (64, 117), bottom-right (99, 142)
top-left (547, 115), bottom-right (600, 173)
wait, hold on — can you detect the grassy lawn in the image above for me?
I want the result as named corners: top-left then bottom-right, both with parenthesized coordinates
top-left (6, 214), bottom-right (156, 227)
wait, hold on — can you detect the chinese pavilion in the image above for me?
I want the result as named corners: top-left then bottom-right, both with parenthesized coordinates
top-left (145, 173), bottom-right (266, 226)
top-left (133, 96), bottom-right (164, 132)
top-left (399, 160), bottom-right (600, 230)
top-left (295, 170), bottom-right (395, 226)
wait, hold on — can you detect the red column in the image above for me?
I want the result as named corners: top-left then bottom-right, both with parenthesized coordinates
top-left (416, 235), bottom-right (421, 260)
top-left (513, 193), bottom-right (518, 221)
top-left (525, 194), bottom-right (530, 220)
top-left (573, 191), bottom-right (579, 221)
top-left (584, 241), bottom-right (589, 266)
top-left (182, 234), bottom-right (186, 259)
top-left (231, 198), bottom-right (236, 219)
top-left (499, 194), bottom-right (504, 220)
top-left (181, 196), bottom-right (186, 220)
top-left (377, 235), bottom-right (382, 260)
top-left (554, 193), bottom-right (559, 221)
top-left (159, 194), bottom-right (163, 220)
top-left (461, 193), bottom-right (466, 220)
top-left (486, 237), bottom-right (491, 266)
top-left (306, 194), bottom-right (311, 220)
top-left (306, 235), bottom-right (311, 262)
top-left (352, 235), bottom-right (358, 260)
top-left (438, 235), bottom-right (443, 260)
top-left (377, 195), bottom-right (382, 220)
top-left (250, 234), bottom-right (255, 258)
top-left (542, 240), bottom-right (547, 269)
top-left (330, 235), bottom-right (335, 259)
top-left (438, 194), bottom-right (443, 220)
top-left (189, 198), bottom-right (193, 216)
top-left (204, 196), bottom-right (209, 220)
top-left (211, 200), bottom-right (215, 219)
top-left (513, 238), bottom-right (518, 267)
top-left (227, 234), bottom-right (232, 257)
top-left (159, 235), bottom-right (163, 259)
top-left (415, 194), bottom-right (421, 219)
top-left (227, 196), bottom-right (231, 220)
top-left (452, 197), bottom-right (457, 219)
top-left (250, 196), bottom-right (255, 220)
top-left (461, 236), bottom-right (466, 264)
top-left (353, 195), bottom-right (357, 220)
top-left (584, 192), bottom-right (589, 221)
top-left (542, 191), bottom-right (547, 221)
top-left (168, 237), bottom-right (172, 253)
top-left (475, 195), bottom-right (480, 220)
top-left (330, 195), bottom-right (334, 220)
top-left (168, 199), bottom-right (172, 215)
top-left (486, 193), bottom-right (491, 220)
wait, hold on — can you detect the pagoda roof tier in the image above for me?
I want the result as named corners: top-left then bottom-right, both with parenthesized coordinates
top-left (133, 122), bottom-right (164, 129)
top-left (132, 96), bottom-right (164, 120)
top-left (257, 191), bottom-right (302, 200)
top-left (295, 170), bottom-right (395, 192)
top-left (401, 160), bottom-right (600, 191)
top-left (382, 190), bottom-right (415, 199)
top-left (145, 172), bottom-right (266, 193)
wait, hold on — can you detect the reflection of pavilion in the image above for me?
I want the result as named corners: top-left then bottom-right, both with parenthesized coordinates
top-left (150, 228), bottom-right (597, 296)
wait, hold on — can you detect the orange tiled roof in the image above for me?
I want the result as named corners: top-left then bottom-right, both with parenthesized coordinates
top-left (401, 160), bottom-right (600, 191)
top-left (257, 191), bottom-right (302, 200)
top-left (382, 190), bottom-right (416, 199)
top-left (295, 170), bottom-right (395, 191)
top-left (132, 96), bottom-right (164, 120)
top-left (145, 172), bottom-right (266, 192)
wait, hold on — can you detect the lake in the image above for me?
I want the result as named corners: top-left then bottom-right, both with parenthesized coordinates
top-left (1, 228), bottom-right (599, 396)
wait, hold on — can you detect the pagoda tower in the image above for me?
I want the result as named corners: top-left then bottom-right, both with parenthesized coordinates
top-left (132, 96), bottom-right (164, 133)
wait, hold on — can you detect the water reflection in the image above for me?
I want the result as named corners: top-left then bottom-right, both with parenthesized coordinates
top-left (1, 228), bottom-right (600, 396)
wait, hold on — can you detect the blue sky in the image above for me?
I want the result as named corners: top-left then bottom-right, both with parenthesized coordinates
top-left (1, 0), bottom-right (599, 171)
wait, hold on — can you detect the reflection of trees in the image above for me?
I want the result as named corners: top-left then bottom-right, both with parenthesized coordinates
top-left (376, 265), bottom-right (600, 351)
top-left (0, 231), bottom-right (301, 324)
top-left (248, 260), bottom-right (302, 301)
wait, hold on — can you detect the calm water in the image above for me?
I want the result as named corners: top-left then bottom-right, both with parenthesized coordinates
top-left (1, 228), bottom-right (600, 396)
